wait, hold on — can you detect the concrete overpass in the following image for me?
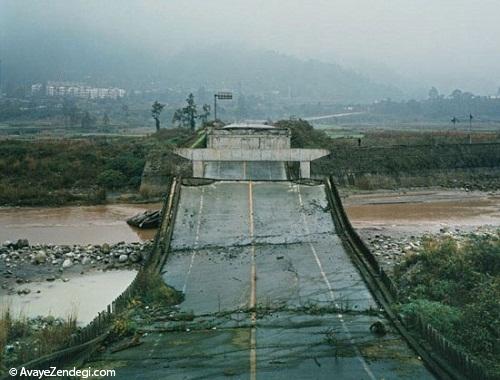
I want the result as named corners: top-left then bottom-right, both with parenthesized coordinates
top-left (175, 123), bottom-right (330, 179)
top-left (175, 147), bottom-right (329, 178)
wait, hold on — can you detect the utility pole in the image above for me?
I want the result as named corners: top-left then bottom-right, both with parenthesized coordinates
top-left (469, 113), bottom-right (473, 144)
top-left (213, 94), bottom-right (217, 121)
top-left (0, 59), bottom-right (3, 97)
top-left (213, 91), bottom-right (233, 121)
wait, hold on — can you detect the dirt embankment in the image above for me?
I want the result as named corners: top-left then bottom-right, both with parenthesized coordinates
top-left (314, 142), bottom-right (500, 191)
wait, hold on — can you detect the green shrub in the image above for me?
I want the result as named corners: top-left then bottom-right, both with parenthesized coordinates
top-left (399, 299), bottom-right (461, 337)
top-left (0, 138), bottom-right (150, 206)
top-left (274, 119), bottom-right (332, 149)
top-left (135, 271), bottom-right (184, 307)
top-left (97, 169), bottom-right (127, 189)
top-left (396, 233), bottom-right (500, 375)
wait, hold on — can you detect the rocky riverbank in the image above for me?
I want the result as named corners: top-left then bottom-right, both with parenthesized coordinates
top-left (360, 225), bottom-right (499, 273)
top-left (0, 239), bottom-right (152, 294)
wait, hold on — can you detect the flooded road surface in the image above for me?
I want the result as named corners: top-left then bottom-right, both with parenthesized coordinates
top-left (3, 270), bottom-right (136, 325)
top-left (0, 203), bottom-right (161, 245)
top-left (344, 190), bottom-right (500, 234)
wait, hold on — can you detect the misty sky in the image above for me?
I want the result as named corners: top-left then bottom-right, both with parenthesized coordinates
top-left (2, 0), bottom-right (500, 95)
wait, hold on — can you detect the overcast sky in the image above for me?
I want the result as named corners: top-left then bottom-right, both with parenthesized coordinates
top-left (2, 0), bottom-right (500, 95)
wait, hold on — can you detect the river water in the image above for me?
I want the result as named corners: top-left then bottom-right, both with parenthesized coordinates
top-left (344, 189), bottom-right (500, 234)
top-left (0, 203), bottom-right (159, 324)
top-left (3, 270), bottom-right (137, 325)
top-left (0, 203), bottom-right (161, 245)
top-left (1, 193), bottom-right (498, 324)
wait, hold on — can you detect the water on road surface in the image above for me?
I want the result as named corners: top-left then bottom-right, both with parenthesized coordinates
top-left (96, 181), bottom-right (434, 379)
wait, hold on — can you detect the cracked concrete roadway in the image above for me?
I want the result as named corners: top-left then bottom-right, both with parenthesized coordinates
top-left (89, 180), bottom-right (435, 379)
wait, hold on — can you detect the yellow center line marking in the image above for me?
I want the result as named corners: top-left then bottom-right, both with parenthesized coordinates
top-left (296, 184), bottom-right (376, 380)
top-left (248, 181), bottom-right (257, 380)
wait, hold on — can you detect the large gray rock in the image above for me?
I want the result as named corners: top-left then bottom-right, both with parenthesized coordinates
top-left (17, 288), bottom-right (31, 295)
top-left (62, 258), bottom-right (73, 269)
top-left (34, 251), bottom-right (47, 264)
top-left (118, 254), bottom-right (128, 263)
top-left (128, 252), bottom-right (141, 263)
top-left (101, 243), bottom-right (111, 254)
top-left (15, 239), bottom-right (30, 249)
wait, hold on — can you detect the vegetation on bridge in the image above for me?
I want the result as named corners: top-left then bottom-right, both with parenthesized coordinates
top-left (395, 232), bottom-right (500, 377)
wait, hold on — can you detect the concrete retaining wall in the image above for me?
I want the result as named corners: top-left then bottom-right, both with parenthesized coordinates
top-left (208, 127), bottom-right (290, 150)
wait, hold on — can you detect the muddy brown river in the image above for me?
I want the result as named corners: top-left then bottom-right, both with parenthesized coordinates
top-left (344, 189), bottom-right (500, 234)
top-left (0, 203), bottom-right (161, 245)
top-left (1, 191), bottom-right (498, 324)
top-left (1, 191), bottom-right (498, 245)
top-left (4, 270), bottom-right (137, 325)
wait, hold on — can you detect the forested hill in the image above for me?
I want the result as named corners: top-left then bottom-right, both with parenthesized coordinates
top-left (160, 47), bottom-right (403, 103)
top-left (2, 38), bottom-right (402, 103)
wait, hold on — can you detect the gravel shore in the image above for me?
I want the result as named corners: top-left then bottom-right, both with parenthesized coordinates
top-left (0, 239), bottom-right (152, 295)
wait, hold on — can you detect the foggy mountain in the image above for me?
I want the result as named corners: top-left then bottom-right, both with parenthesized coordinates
top-left (1, 37), bottom-right (403, 103)
top-left (161, 46), bottom-right (404, 103)
top-left (3, 0), bottom-right (500, 98)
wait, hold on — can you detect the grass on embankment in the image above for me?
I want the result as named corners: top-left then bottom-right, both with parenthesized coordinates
top-left (0, 129), bottom-right (194, 207)
top-left (0, 308), bottom-right (78, 373)
top-left (394, 232), bottom-right (500, 377)
top-left (110, 271), bottom-right (185, 339)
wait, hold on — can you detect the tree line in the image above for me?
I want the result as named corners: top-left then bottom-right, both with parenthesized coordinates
top-left (151, 93), bottom-right (210, 132)
top-left (371, 88), bottom-right (500, 121)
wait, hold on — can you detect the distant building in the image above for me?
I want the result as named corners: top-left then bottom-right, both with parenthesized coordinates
top-left (34, 81), bottom-right (126, 99)
top-left (31, 83), bottom-right (43, 95)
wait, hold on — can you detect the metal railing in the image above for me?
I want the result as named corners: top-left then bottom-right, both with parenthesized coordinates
top-left (325, 176), bottom-right (492, 380)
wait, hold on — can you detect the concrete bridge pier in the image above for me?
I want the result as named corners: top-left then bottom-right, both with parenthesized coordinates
top-left (300, 161), bottom-right (310, 178)
top-left (175, 123), bottom-right (330, 180)
top-left (193, 161), bottom-right (203, 178)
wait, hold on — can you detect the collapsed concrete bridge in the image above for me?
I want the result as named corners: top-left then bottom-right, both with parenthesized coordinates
top-left (175, 123), bottom-right (330, 179)
top-left (81, 176), bottom-right (440, 379)
top-left (75, 122), bottom-right (448, 379)
top-left (103, 125), bottom-right (457, 379)
top-left (11, 125), bottom-right (476, 380)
